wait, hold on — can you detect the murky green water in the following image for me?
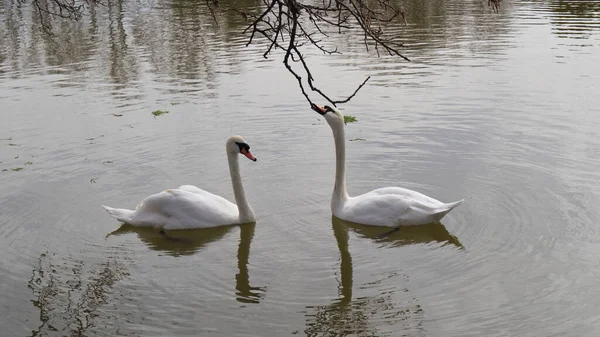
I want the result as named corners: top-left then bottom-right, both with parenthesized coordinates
top-left (2, 0), bottom-right (600, 336)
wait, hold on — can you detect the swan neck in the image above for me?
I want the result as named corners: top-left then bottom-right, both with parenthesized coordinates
top-left (228, 152), bottom-right (255, 223)
top-left (332, 121), bottom-right (349, 204)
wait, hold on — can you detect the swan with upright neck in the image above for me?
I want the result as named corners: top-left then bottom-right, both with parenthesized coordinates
top-left (312, 103), bottom-right (463, 227)
top-left (101, 136), bottom-right (257, 230)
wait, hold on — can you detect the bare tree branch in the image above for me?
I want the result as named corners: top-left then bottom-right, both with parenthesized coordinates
top-left (13, 0), bottom-right (505, 106)
top-left (336, 76), bottom-right (370, 104)
top-left (239, 0), bottom-right (410, 107)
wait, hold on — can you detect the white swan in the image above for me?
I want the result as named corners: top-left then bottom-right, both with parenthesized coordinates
top-left (311, 103), bottom-right (463, 227)
top-left (101, 135), bottom-right (257, 230)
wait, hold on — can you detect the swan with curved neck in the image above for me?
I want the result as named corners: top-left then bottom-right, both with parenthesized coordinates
top-left (312, 103), bottom-right (463, 227)
top-left (101, 135), bottom-right (257, 230)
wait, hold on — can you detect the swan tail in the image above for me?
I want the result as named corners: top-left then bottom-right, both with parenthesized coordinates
top-left (101, 205), bottom-right (135, 223)
top-left (432, 199), bottom-right (464, 220)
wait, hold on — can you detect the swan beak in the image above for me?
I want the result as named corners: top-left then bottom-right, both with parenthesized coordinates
top-left (311, 103), bottom-right (327, 115)
top-left (241, 148), bottom-right (257, 162)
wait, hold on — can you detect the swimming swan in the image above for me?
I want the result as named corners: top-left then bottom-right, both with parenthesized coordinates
top-left (311, 103), bottom-right (463, 227)
top-left (101, 135), bottom-right (257, 230)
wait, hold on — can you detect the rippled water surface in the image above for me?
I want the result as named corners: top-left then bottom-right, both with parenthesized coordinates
top-left (2, 0), bottom-right (600, 336)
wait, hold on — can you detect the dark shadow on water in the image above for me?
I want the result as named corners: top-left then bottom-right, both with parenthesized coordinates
top-left (107, 222), bottom-right (265, 303)
top-left (303, 217), bottom-right (462, 337)
top-left (106, 223), bottom-right (238, 256)
top-left (334, 216), bottom-right (464, 249)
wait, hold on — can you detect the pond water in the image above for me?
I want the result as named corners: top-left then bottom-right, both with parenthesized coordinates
top-left (1, 0), bottom-right (600, 336)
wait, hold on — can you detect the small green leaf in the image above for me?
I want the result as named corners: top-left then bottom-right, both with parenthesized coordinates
top-left (152, 110), bottom-right (169, 117)
top-left (90, 178), bottom-right (98, 184)
top-left (103, 160), bottom-right (113, 164)
top-left (344, 115), bottom-right (357, 124)
top-left (11, 167), bottom-right (23, 171)
top-left (24, 161), bottom-right (33, 165)
top-left (350, 138), bottom-right (366, 142)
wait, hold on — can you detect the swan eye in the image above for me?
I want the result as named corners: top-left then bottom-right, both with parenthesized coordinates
top-left (324, 105), bottom-right (333, 112)
top-left (235, 142), bottom-right (250, 152)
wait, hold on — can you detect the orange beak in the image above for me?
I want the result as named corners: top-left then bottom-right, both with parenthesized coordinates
top-left (241, 148), bottom-right (257, 161)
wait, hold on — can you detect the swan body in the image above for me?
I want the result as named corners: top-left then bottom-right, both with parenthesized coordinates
top-left (102, 136), bottom-right (257, 230)
top-left (312, 103), bottom-right (463, 227)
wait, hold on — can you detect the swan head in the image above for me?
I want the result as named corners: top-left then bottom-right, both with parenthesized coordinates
top-left (227, 136), bottom-right (257, 161)
top-left (311, 103), bottom-right (345, 127)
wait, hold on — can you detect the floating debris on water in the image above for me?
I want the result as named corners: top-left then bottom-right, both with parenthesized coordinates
top-left (152, 110), bottom-right (169, 117)
top-left (344, 115), bottom-right (357, 124)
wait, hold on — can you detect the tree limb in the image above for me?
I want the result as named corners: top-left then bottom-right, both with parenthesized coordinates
top-left (240, 0), bottom-right (410, 107)
top-left (13, 0), bottom-right (506, 107)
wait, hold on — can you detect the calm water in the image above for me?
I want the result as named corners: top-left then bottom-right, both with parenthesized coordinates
top-left (1, 0), bottom-right (600, 336)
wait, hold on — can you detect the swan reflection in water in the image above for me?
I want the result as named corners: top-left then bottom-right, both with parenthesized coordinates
top-left (303, 217), bottom-right (462, 337)
top-left (107, 222), bottom-right (265, 303)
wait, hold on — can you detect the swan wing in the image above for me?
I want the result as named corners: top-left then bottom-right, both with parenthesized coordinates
top-left (341, 193), bottom-right (413, 227)
top-left (341, 188), bottom-right (459, 227)
top-left (133, 188), bottom-right (239, 229)
top-left (364, 187), bottom-right (445, 207)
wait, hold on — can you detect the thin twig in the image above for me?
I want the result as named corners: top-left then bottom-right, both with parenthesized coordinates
top-left (241, 0), bottom-right (412, 106)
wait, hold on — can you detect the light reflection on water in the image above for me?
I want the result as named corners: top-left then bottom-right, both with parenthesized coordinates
top-left (1, 0), bottom-right (600, 336)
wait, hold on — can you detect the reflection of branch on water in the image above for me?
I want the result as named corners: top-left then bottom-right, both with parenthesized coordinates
top-left (26, 0), bottom-right (103, 35)
top-left (28, 252), bottom-right (129, 337)
top-left (549, 1), bottom-right (600, 39)
top-left (107, 0), bottom-right (137, 87)
top-left (489, 0), bottom-right (502, 13)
